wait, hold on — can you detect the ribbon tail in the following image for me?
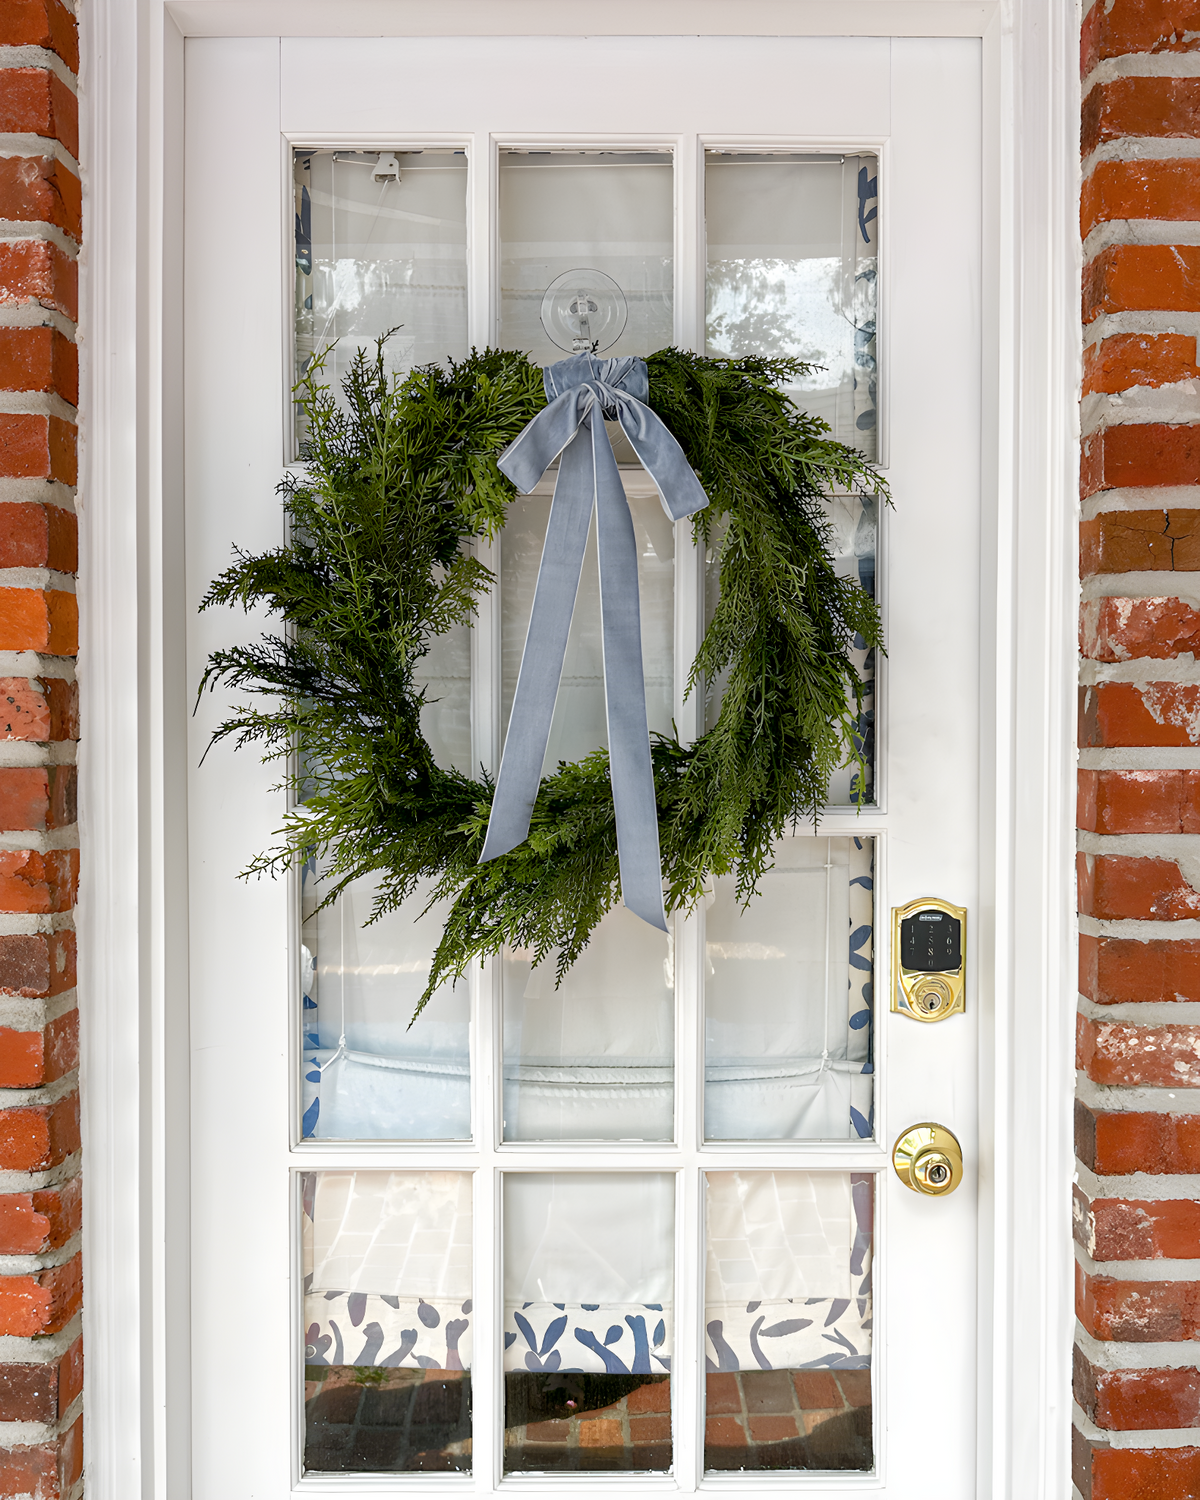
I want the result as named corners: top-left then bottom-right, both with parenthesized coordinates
top-left (480, 431), bottom-right (593, 862)
top-left (592, 416), bottom-right (669, 932)
top-left (614, 396), bottom-right (710, 522)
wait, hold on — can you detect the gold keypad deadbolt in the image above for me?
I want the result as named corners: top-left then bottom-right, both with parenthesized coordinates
top-left (892, 1123), bottom-right (963, 1196)
top-left (891, 896), bottom-right (967, 1021)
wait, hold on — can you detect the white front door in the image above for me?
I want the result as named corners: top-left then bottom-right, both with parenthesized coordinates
top-left (184, 30), bottom-right (982, 1496)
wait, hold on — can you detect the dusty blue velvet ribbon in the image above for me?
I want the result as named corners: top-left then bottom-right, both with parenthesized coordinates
top-left (479, 353), bottom-right (709, 931)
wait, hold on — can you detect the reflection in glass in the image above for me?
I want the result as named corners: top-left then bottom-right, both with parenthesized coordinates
top-left (503, 1174), bottom-right (673, 1473)
top-left (503, 903), bottom-right (673, 1142)
top-left (300, 870), bottom-right (470, 1141)
top-left (704, 1171), bottom-right (873, 1473)
top-left (500, 152), bottom-right (673, 366)
top-left (502, 482), bottom-right (674, 774)
top-left (705, 838), bottom-right (873, 1142)
top-left (294, 148), bottom-right (468, 428)
top-left (302, 1171), bottom-right (473, 1473)
top-left (705, 153), bottom-right (878, 459)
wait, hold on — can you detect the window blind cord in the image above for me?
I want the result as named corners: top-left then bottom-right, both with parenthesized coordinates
top-left (316, 891), bottom-right (350, 1075)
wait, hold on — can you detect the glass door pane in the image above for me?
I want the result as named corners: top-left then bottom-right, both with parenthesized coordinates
top-left (499, 150), bottom-right (674, 364)
top-left (503, 902), bottom-right (673, 1141)
top-left (705, 837), bottom-right (874, 1142)
top-left (704, 1171), bottom-right (873, 1473)
top-left (503, 1173), bottom-right (674, 1473)
top-left (704, 151), bottom-right (879, 458)
top-left (300, 869), bottom-right (471, 1141)
top-left (294, 148), bottom-right (469, 415)
top-left (302, 1171), bottom-right (474, 1473)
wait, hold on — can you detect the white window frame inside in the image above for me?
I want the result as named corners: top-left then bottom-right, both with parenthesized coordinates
top-left (78, 3), bottom-right (1081, 1497)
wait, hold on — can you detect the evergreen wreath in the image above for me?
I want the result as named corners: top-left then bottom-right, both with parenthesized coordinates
top-left (200, 342), bottom-right (887, 1014)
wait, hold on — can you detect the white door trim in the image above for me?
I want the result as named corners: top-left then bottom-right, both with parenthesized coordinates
top-left (79, 2), bottom-right (1079, 1496)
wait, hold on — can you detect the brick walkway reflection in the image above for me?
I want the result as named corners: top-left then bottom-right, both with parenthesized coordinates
top-left (305, 1366), bottom-right (871, 1474)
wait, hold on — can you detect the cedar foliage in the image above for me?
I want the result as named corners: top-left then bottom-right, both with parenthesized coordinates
top-left (200, 343), bottom-right (886, 1014)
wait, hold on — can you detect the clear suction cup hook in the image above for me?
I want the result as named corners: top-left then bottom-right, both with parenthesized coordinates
top-left (540, 269), bottom-right (628, 354)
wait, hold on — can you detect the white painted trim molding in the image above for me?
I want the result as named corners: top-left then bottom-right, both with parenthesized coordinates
top-left (80, 1), bottom-right (1079, 1496)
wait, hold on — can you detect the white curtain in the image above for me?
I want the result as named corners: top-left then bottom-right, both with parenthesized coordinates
top-left (301, 874), bottom-right (471, 1141)
top-left (303, 1171), bottom-right (473, 1371)
top-left (705, 837), bottom-right (874, 1141)
top-left (705, 1171), bottom-right (872, 1372)
top-left (502, 1173), bottom-right (674, 1375)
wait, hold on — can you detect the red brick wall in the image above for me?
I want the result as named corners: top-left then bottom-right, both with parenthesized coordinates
top-left (0, 2), bottom-right (81, 1495)
top-left (1077, 1), bottom-right (1200, 1493)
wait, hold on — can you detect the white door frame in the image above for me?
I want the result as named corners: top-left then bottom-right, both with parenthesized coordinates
top-left (78, 2), bottom-right (1080, 1497)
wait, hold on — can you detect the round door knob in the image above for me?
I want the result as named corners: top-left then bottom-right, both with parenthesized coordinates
top-left (892, 1122), bottom-right (963, 1196)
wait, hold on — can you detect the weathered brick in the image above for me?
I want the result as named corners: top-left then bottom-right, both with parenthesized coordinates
top-left (0, 1091), bottom-right (76, 1171)
top-left (1084, 77), bottom-right (1200, 155)
top-left (0, 589), bottom-right (77, 654)
top-left (0, 932), bottom-right (73, 999)
top-left (1078, 1188), bottom-right (1200, 1259)
top-left (0, 1009), bottom-right (76, 1088)
top-left (792, 1371), bottom-right (842, 1408)
top-left (0, 0), bottom-right (79, 71)
top-left (0, 242), bottom-right (76, 321)
top-left (1082, 0), bottom-right (1200, 74)
top-left (706, 1373), bottom-right (742, 1414)
top-left (1083, 331), bottom-right (1200, 394)
top-left (0, 1362), bottom-right (56, 1425)
top-left (629, 1414), bottom-right (671, 1442)
top-left (1077, 1348), bottom-right (1200, 1429)
top-left (1077, 1101), bottom-right (1200, 1174)
top-left (0, 1178), bottom-right (80, 1255)
top-left (1078, 1263), bottom-right (1200, 1341)
top-left (1077, 850), bottom-right (1200, 920)
top-left (1081, 932), bottom-right (1200, 1002)
top-left (838, 1370), bottom-right (871, 1406)
top-left (1080, 682), bottom-right (1200, 747)
top-left (1084, 244), bottom-right (1200, 322)
top-left (0, 68), bottom-right (78, 159)
top-left (1078, 1013), bottom-right (1200, 1084)
top-left (1083, 159), bottom-right (1200, 238)
top-left (0, 768), bottom-right (50, 832)
top-left (0, 157), bottom-right (80, 241)
top-left (57, 1336), bottom-right (80, 1413)
top-left (1082, 423), bottom-right (1200, 498)
top-left (47, 765), bottom-right (73, 829)
top-left (0, 766), bottom-right (75, 833)
top-left (0, 503), bottom-right (77, 573)
top-left (0, 850), bottom-right (77, 914)
top-left (626, 1380), bottom-right (670, 1413)
top-left (0, 414), bottom-right (74, 485)
top-left (0, 328), bottom-right (77, 406)
top-left (1081, 509), bottom-right (1200, 574)
top-left (0, 1251), bottom-right (80, 1337)
top-left (1081, 596), bottom-right (1200, 659)
top-left (0, 1412), bottom-right (80, 1497)
top-left (1078, 769), bottom-right (1200, 834)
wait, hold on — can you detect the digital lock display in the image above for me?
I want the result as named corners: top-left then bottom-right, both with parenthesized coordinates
top-left (891, 897), bottom-right (967, 1022)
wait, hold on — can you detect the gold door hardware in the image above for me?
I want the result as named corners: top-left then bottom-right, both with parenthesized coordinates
top-left (892, 1123), bottom-right (963, 1196)
top-left (891, 896), bottom-right (967, 1021)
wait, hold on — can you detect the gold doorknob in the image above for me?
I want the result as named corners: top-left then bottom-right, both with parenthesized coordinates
top-left (892, 1122), bottom-right (963, 1196)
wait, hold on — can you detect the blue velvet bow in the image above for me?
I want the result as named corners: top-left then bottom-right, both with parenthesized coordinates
top-left (479, 353), bottom-right (709, 930)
